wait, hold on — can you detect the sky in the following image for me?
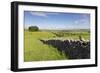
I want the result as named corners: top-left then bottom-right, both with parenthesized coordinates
top-left (24, 11), bottom-right (90, 30)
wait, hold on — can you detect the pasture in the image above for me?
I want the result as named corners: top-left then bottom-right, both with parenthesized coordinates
top-left (24, 30), bottom-right (90, 62)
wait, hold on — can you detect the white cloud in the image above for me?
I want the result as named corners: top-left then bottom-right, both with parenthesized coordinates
top-left (46, 12), bottom-right (59, 15)
top-left (30, 12), bottom-right (47, 17)
top-left (74, 19), bottom-right (88, 25)
top-left (74, 14), bottom-right (90, 25)
top-left (30, 11), bottom-right (59, 17)
top-left (73, 19), bottom-right (90, 29)
top-left (74, 20), bottom-right (79, 24)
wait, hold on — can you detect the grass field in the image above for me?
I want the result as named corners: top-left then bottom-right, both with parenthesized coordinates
top-left (24, 30), bottom-right (90, 62)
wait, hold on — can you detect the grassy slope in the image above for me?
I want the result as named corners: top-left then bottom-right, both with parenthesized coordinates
top-left (24, 31), bottom-right (67, 62)
top-left (24, 31), bottom-right (90, 62)
top-left (58, 32), bottom-right (90, 40)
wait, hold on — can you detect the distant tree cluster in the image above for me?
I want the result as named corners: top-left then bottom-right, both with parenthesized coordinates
top-left (28, 26), bottom-right (39, 31)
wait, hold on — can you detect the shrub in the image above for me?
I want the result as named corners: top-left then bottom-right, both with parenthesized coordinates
top-left (28, 26), bottom-right (39, 31)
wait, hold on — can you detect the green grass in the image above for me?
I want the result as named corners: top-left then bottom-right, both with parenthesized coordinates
top-left (24, 31), bottom-right (67, 62)
top-left (53, 31), bottom-right (90, 40)
top-left (24, 31), bottom-right (90, 62)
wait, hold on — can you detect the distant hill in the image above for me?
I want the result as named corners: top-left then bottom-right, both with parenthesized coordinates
top-left (24, 28), bottom-right (90, 32)
top-left (39, 29), bottom-right (90, 32)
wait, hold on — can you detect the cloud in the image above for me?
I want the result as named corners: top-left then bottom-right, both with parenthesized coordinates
top-left (74, 19), bottom-right (89, 25)
top-left (73, 18), bottom-right (90, 29)
top-left (46, 12), bottom-right (59, 15)
top-left (30, 12), bottom-right (48, 17)
top-left (74, 14), bottom-right (90, 25)
top-left (30, 11), bottom-right (59, 17)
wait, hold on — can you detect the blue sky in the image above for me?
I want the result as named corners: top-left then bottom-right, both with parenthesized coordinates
top-left (24, 11), bottom-right (90, 30)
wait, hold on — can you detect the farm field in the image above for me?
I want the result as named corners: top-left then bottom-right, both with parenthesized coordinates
top-left (24, 30), bottom-right (90, 62)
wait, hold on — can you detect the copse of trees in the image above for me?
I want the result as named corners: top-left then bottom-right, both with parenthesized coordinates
top-left (28, 26), bottom-right (39, 31)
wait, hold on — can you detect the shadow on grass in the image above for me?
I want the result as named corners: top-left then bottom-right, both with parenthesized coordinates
top-left (40, 39), bottom-right (90, 60)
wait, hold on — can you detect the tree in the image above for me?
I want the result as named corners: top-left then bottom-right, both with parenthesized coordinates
top-left (28, 26), bottom-right (39, 31)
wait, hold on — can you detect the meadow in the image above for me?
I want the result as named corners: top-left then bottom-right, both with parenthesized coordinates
top-left (24, 30), bottom-right (90, 62)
